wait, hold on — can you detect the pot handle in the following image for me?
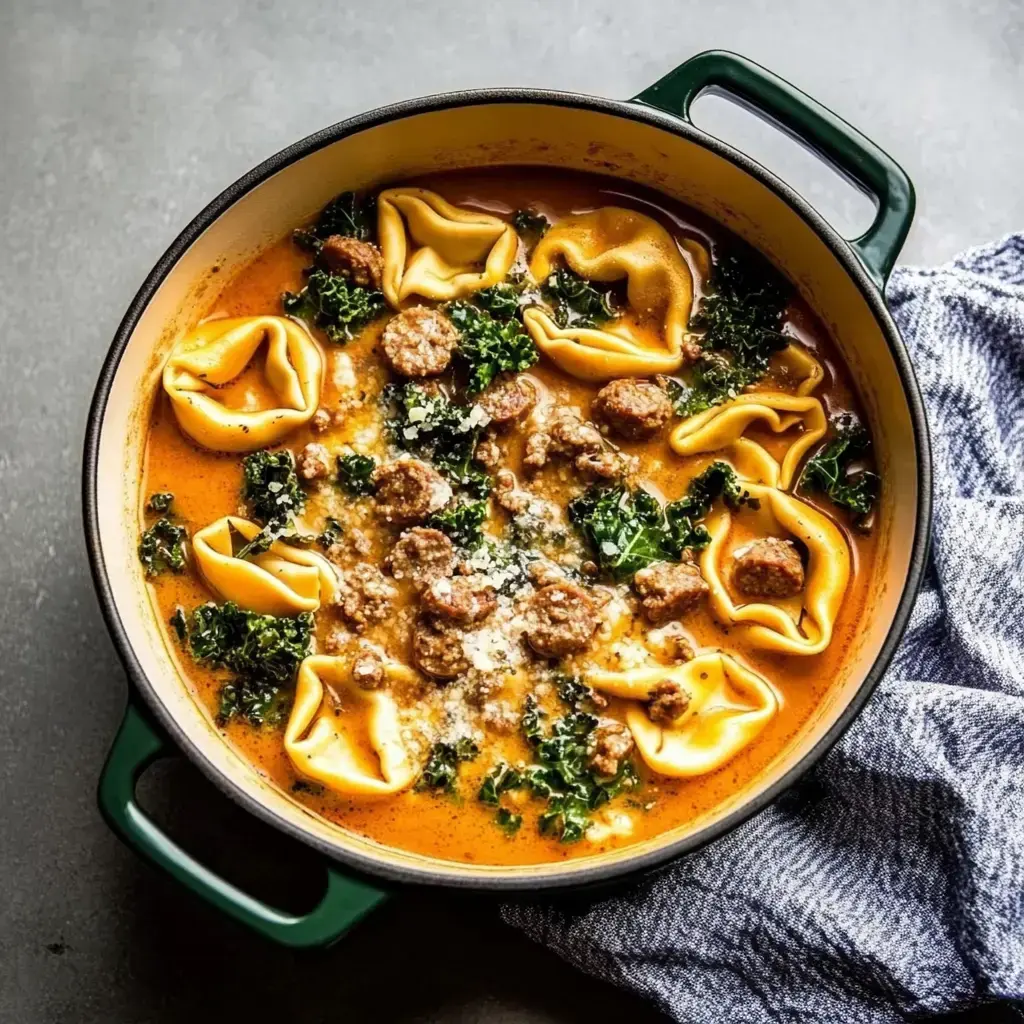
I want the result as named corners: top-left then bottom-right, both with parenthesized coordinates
top-left (98, 701), bottom-right (388, 948)
top-left (632, 50), bottom-right (915, 288)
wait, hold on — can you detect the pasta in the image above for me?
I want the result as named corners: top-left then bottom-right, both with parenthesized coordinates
top-left (161, 316), bottom-right (322, 452)
top-left (192, 516), bottom-right (340, 616)
top-left (284, 655), bottom-right (418, 796)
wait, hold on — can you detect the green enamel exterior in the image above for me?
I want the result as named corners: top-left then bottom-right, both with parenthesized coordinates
top-left (97, 702), bottom-right (389, 947)
top-left (633, 50), bottom-right (915, 288)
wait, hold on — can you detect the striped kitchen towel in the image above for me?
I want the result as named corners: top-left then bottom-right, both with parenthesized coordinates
top-left (503, 235), bottom-right (1024, 1023)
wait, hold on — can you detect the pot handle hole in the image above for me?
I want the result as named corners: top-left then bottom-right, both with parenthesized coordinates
top-left (632, 49), bottom-right (915, 288)
top-left (97, 701), bottom-right (388, 948)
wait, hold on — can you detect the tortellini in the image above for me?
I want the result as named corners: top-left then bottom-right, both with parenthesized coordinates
top-left (586, 654), bottom-right (779, 777)
top-left (669, 389), bottom-right (827, 490)
top-left (284, 655), bottom-right (418, 796)
top-left (162, 316), bottom-right (323, 452)
top-left (700, 483), bottom-right (850, 655)
top-left (377, 187), bottom-right (518, 307)
top-left (523, 207), bottom-right (697, 380)
top-left (192, 516), bottom-right (340, 616)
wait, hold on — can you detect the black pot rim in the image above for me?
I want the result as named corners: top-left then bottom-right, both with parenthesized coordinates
top-left (82, 85), bottom-right (933, 892)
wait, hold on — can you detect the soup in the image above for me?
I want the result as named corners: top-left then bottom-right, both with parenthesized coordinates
top-left (140, 168), bottom-right (879, 866)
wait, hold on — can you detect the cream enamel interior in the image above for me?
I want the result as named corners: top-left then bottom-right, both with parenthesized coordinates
top-left (93, 101), bottom-right (918, 883)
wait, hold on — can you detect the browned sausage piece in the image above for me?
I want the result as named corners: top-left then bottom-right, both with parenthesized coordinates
top-left (319, 236), bottom-right (384, 290)
top-left (732, 537), bottom-right (805, 598)
top-left (296, 442), bottom-right (331, 481)
top-left (477, 375), bottom-right (537, 428)
top-left (589, 720), bottom-right (634, 776)
top-left (386, 527), bottom-right (455, 589)
top-left (411, 616), bottom-right (469, 680)
top-left (633, 560), bottom-right (708, 625)
top-left (372, 459), bottom-right (452, 525)
top-left (592, 378), bottom-right (673, 440)
top-left (352, 650), bottom-right (386, 690)
top-left (381, 306), bottom-right (459, 378)
top-left (421, 575), bottom-right (497, 625)
top-left (647, 680), bottom-right (691, 724)
top-left (336, 563), bottom-right (397, 633)
top-left (525, 582), bottom-right (599, 658)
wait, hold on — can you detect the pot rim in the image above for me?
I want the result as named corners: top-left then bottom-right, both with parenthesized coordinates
top-left (82, 85), bottom-right (933, 891)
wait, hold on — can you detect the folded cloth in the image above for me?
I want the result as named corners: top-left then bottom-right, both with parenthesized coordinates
top-left (503, 236), bottom-right (1024, 1023)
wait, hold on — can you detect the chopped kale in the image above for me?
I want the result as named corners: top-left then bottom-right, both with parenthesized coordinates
top-left (521, 694), bottom-right (547, 744)
top-left (495, 807), bottom-right (523, 835)
top-left (511, 209), bottom-right (549, 247)
top-left (295, 190), bottom-right (377, 247)
top-left (479, 762), bottom-right (525, 806)
top-left (169, 607), bottom-right (188, 642)
top-left (568, 462), bottom-right (753, 581)
top-left (218, 680), bottom-right (291, 728)
top-left (556, 676), bottom-right (602, 712)
top-left (241, 449), bottom-right (305, 528)
top-left (283, 269), bottom-right (386, 344)
top-left (337, 453), bottom-right (376, 496)
top-left (416, 738), bottom-right (480, 794)
top-left (427, 499), bottom-right (489, 549)
top-left (800, 416), bottom-right (879, 519)
top-left (472, 283), bottom-right (521, 320)
top-left (146, 492), bottom-right (174, 514)
top-left (447, 300), bottom-right (538, 394)
top-left (383, 382), bottom-right (491, 497)
top-left (671, 245), bottom-right (790, 417)
top-left (317, 516), bottom-right (344, 549)
top-left (542, 266), bottom-right (617, 329)
top-left (138, 518), bottom-right (187, 577)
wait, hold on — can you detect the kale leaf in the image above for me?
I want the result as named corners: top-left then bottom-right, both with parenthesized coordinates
top-left (316, 517), bottom-right (344, 549)
top-left (295, 190), bottom-right (377, 248)
top-left (242, 449), bottom-right (305, 528)
top-left (495, 807), bottom-right (523, 835)
top-left (146, 492), bottom-right (174, 514)
top-left (139, 518), bottom-right (187, 577)
top-left (512, 209), bottom-right (549, 247)
top-left (427, 499), bottom-right (489, 549)
top-left (417, 738), bottom-right (480, 793)
top-left (671, 246), bottom-right (790, 417)
top-left (472, 283), bottom-right (521, 319)
top-left (542, 266), bottom-right (617, 329)
top-left (170, 607), bottom-right (188, 642)
top-left (800, 416), bottom-right (879, 518)
top-left (337, 453), bottom-right (376, 496)
top-left (283, 269), bottom-right (386, 344)
top-left (447, 300), bottom-right (538, 394)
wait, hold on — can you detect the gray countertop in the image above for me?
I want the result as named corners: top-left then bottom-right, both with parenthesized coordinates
top-left (2, 1), bottom-right (1022, 1021)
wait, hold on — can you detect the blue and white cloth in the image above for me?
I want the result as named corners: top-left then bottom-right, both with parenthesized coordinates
top-left (503, 236), bottom-right (1024, 1022)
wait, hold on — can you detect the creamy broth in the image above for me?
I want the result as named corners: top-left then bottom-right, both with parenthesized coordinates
top-left (142, 168), bottom-right (878, 866)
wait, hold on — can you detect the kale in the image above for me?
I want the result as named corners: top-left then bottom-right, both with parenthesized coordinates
top-left (495, 808), bottom-right (523, 835)
top-left (337, 453), bottom-right (376, 496)
top-left (556, 676), bottom-right (602, 712)
top-left (426, 499), bottom-right (489, 549)
top-left (521, 694), bottom-right (547, 744)
top-left (384, 382), bottom-right (491, 497)
top-left (283, 269), bottom-right (386, 344)
top-left (139, 519), bottom-right (187, 577)
top-left (459, 540), bottom-right (536, 596)
top-left (447, 300), bottom-right (538, 394)
top-left (316, 517), bottom-right (344, 549)
top-left (183, 601), bottom-right (313, 727)
top-left (146, 492), bottom-right (174, 514)
top-left (511, 209), bottom-right (549, 246)
top-left (479, 762), bottom-right (526, 806)
top-left (800, 416), bottom-right (879, 518)
top-left (169, 607), bottom-right (188, 642)
top-left (416, 738), bottom-right (480, 793)
top-left (671, 246), bottom-right (790, 416)
top-left (569, 462), bottom-right (753, 581)
top-left (241, 449), bottom-right (305, 528)
top-left (295, 190), bottom-right (377, 247)
top-left (472, 283), bottom-right (521, 319)
top-left (542, 266), bottom-right (617, 329)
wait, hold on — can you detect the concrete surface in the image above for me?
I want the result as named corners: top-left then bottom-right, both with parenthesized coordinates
top-left (1, 0), bottom-right (1023, 1021)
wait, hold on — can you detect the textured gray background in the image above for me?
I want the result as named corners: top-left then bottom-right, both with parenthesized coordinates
top-left (2, 1), bottom-right (1023, 1021)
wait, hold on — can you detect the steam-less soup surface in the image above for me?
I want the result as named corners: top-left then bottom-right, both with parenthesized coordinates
top-left (142, 168), bottom-right (880, 865)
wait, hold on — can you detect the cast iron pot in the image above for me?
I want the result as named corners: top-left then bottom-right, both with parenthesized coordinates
top-left (84, 50), bottom-right (932, 948)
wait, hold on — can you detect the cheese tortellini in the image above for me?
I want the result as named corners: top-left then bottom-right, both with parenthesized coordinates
top-left (700, 483), bottom-right (850, 655)
top-left (284, 655), bottom-right (418, 796)
top-left (378, 187), bottom-right (518, 307)
top-left (523, 207), bottom-right (698, 381)
top-left (586, 654), bottom-right (779, 777)
top-left (162, 316), bottom-right (323, 452)
top-left (192, 516), bottom-right (340, 616)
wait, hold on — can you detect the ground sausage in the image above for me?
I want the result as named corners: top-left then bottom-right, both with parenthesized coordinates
top-left (633, 560), bottom-right (709, 625)
top-left (477, 375), bottom-right (537, 428)
top-left (319, 235), bottom-right (384, 290)
top-left (592, 378), bottom-right (673, 440)
top-left (351, 650), bottom-right (385, 690)
top-left (386, 527), bottom-right (455, 589)
top-left (373, 459), bottom-right (452, 524)
top-left (335, 563), bottom-right (397, 632)
top-left (589, 720), bottom-right (634, 776)
top-left (494, 469), bottom-right (531, 514)
top-left (732, 537), bottom-right (805, 598)
top-left (474, 432), bottom-right (502, 470)
top-left (380, 306), bottom-right (459, 378)
top-left (525, 582), bottom-right (599, 658)
top-left (411, 616), bottom-right (469, 680)
top-left (421, 575), bottom-right (497, 625)
top-left (574, 448), bottom-right (637, 481)
top-left (296, 442), bottom-right (331, 481)
top-left (647, 680), bottom-right (691, 724)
